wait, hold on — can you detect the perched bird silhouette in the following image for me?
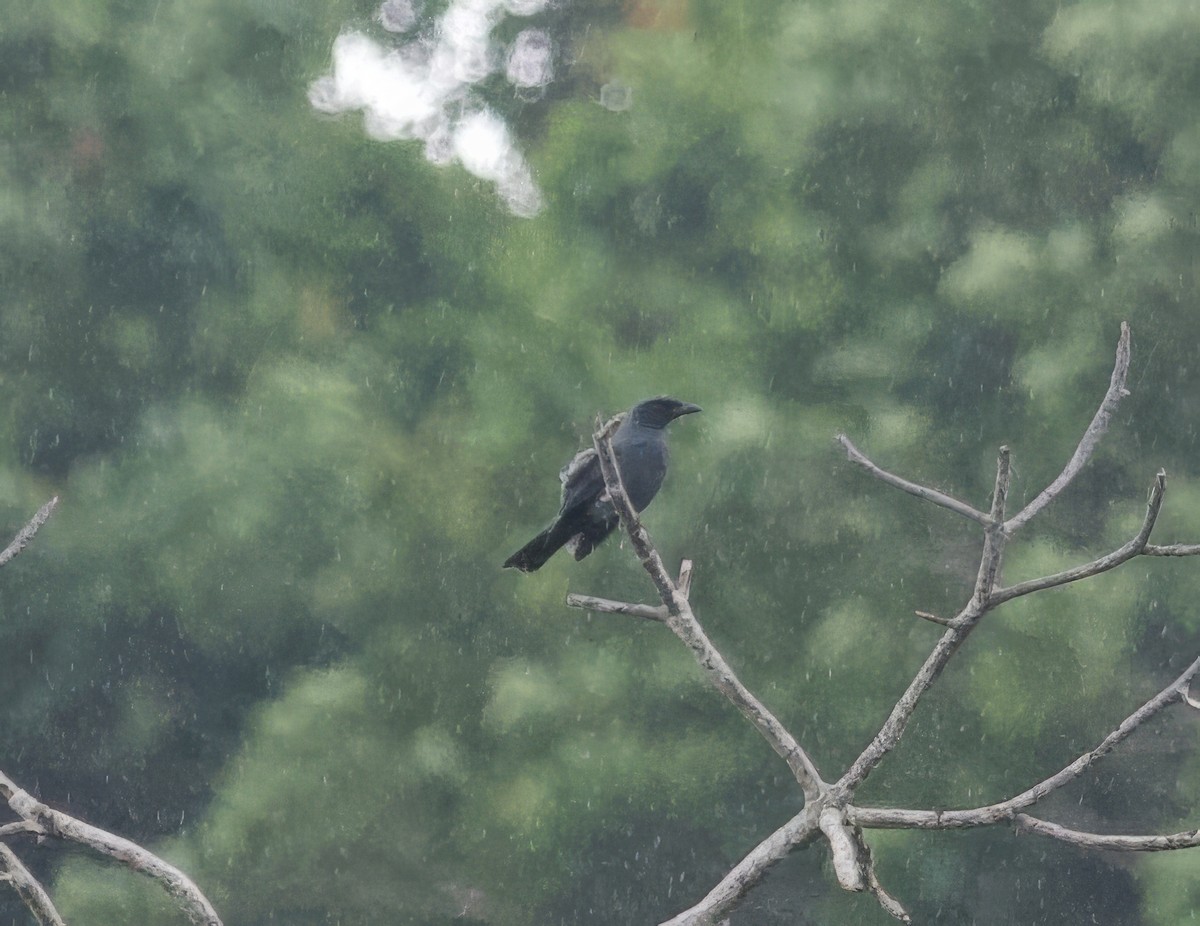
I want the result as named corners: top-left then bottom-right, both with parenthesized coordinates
top-left (504, 396), bottom-right (701, 572)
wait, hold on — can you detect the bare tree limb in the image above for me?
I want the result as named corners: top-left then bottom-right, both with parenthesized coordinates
top-left (865, 866), bottom-right (911, 923)
top-left (590, 421), bottom-right (827, 802)
top-left (989, 470), bottom-right (1165, 606)
top-left (0, 497), bottom-right (59, 569)
top-left (1004, 322), bottom-right (1132, 535)
top-left (0, 771), bottom-right (223, 926)
top-left (0, 842), bottom-right (65, 926)
top-left (818, 807), bottom-right (865, 891)
top-left (832, 447), bottom-right (1013, 800)
top-left (850, 653), bottom-right (1200, 830)
top-left (677, 559), bottom-right (695, 600)
top-left (1013, 815), bottom-right (1200, 851)
top-left (0, 821), bottom-right (45, 839)
top-left (855, 830), bottom-right (911, 923)
top-left (1143, 543), bottom-right (1200, 556)
top-left (658, 808), bottom-right (823, 926)
top-left (565, 593), bottom-right (667, 621)
top-left (571, 324), bottom-right (1200, 925)
top-left (835, 434), bottom-right (991, 526)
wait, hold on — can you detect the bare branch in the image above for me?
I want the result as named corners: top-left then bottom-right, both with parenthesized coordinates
top-left (1013, 815), bottom-right (1200, 851)
top-left (658, 808), bottom-right (823, 926)
top-left (0, 771), bottom-right (223, 926)
top-left (1143, 543), bottom-right (1200, 557)
top-left (819, 807), bottom-right (865, 891)
top-left (833, 448), bottom-right (1013, 799)
top-left (970, 446), bottom-right (1011, 605)
top-left (835, 434), bottom-right (990, 526)
top-left (0, 843), bottom-right (65, 926)
top-left (0, 497), bottom-right (59, 569)
top-left (990, 470), bottom-right (1165, 606)
top-left (1185, 685), bottom-right (1200, 711)
top-left (914, 610), bottom-right (954, 626)
top-left (856, 832), bottom-right (911, 923)
top-left (590, 424), bottom-right (826, 800)
top-left (865, 867), bottom-right (911, 923)
top-left (677, 559), bottom-right (694, 600)
top-left (1004, 322), bottom-right (1131, 535)
top-left (0, 821), bottom-right (45, 839)
top-left (851, 653), bottom-right (1200, 831)
top-left (565, 593), bottom-right (667, 621)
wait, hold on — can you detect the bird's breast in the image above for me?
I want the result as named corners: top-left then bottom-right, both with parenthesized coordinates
top-left (614, 436), bottom-right (669, 511)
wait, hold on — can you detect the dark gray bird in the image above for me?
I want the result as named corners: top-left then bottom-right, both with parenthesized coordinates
top-left (504, 396), bottom-right (701, 572)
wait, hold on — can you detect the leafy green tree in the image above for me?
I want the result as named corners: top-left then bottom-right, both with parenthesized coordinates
top-left (2, 0), bottom-right (1200, 923)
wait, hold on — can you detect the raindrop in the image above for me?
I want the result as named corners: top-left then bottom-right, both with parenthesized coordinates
top-left (599, 80), bottom-right (633, 112)
top-left (379, 0), bottom-right (420, 32)
top-left (506, 29), bottom-right (553, 91)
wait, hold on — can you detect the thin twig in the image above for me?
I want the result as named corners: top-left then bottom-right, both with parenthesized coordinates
top-left (0, 843), bottom-right (65, 926)
top-left (970, 446), bottom-right (1010, 605)
top-left (1013, 815), bottom-right (1200, 850)
top-left (914, 610), bottom-right (954, 627)
top-left (0, 771), bottom-right (223, 926)
top-left (565, 593), bottom-right (667, 621)
top-left (857, 830), bottom-right (911, 923)
top-left (1004, 323), bottom-right (1132, 535)
top-left (990, 470), bottom-right (1165, 606)
top-left (677, 559), bottom-right (694, 600)
top-left (850, 653), bottom-right (1200, 830)
top-left (835, 435), bottom-right (990, 526)
top-left (1143, 543), bottom-right (1200, 556)
top-left (0, 497), bottom-right (59, 569)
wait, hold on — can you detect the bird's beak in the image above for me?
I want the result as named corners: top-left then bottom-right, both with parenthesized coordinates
top-left (674, 403), bottom-right (702, 418)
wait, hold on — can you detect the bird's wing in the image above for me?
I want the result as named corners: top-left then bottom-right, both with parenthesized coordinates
top-left (558, 447), bottom-right (603, 514)
top-left (559, 446), bottom-right (596, 488)
top-left (557, 411), bottom-right (625, 515)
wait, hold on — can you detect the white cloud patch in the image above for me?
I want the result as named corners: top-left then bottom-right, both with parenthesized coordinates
top-left (310, 0), bottom-right (553, 218)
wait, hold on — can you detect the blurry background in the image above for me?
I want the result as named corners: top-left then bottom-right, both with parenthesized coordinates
top-left (1, 0), bottom-right (1199, 922)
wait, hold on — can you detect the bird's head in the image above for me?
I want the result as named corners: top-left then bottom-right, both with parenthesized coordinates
top-left (630, 396), bottom-right (702, 429)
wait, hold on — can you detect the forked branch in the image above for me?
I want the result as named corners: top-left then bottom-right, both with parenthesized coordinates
top-left (1, 501), bottom-right (224, 926)
top-left (851, 653), bottom-right (1200, 831)
top-left (0, 771), bottom-right (223, 926)
top-left (0, 843), bottom-right (65, 926)
top-left (570, 417), bottom-right (826, 801)
top-left (1004, 321), bottom-right (1132, 534)
top-left (566, 324), bottom-right (1199, 926)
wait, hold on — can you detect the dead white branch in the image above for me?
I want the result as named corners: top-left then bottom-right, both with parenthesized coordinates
top-left (818, 807), bottom-right (866, 891)
top-left (564, 593), bottom-right (667, 621)
top-left (0, 497), bottom-right (59, 569)
top-left (832, 447), bottom-right (1013, 800)
top-left (0, 842), bottom-right (65, 926)
top-left (563, 324), bottom-right (1200, 925)
top-left (658, 808), bottom-right (823, 926)
top-left (584, 418), bottom-right (826, 802)
top-left (0, 771), bottom-right (223, 926)
top-left (990, 470), bottom-right (1166, 605)
top-left (835, 434), bottom-right (990, 526)
top-left (1004, 321), bottom-right (1132, 535)
top-left (851, 653), bottom-right (1200, 830)
top-left (1013, 815), bottom-right (1200, 850)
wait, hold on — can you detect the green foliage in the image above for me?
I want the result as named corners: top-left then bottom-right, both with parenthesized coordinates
top-left (2, 0), bottom-right (1200, 923)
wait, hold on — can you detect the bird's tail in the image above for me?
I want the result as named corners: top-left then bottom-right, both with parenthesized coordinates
top-left (503, 518), bottom-right (577, 572)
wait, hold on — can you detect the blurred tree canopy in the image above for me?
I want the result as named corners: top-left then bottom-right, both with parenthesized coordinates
top-left (1, 0), bottom-right (1198, 922)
